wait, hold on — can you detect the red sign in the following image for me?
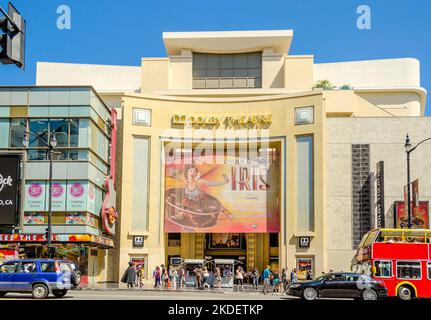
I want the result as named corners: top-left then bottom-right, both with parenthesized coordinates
top-left (394, 201), bottom-right (429, 229)
top-left (0, 234), bottom-right (113, 247)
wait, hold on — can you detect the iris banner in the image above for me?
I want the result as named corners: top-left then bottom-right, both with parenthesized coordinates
top-left (164, 146), bottom-right (281, 233)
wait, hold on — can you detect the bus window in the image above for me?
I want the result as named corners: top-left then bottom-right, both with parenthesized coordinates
top-left (373, 260), bottom-right (392, 277)
top-left (428, 262), bottom-right (431, 280)
top-left (364, 230), bottom-right (379, 247)
top-left (396, 261), bottom-right (421, 280)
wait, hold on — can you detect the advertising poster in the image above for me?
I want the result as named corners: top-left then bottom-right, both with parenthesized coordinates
top-left (24, 181), bottom-right (46, 212)
top-left (66, 181), bottom-right (87, 212)
top-left (0, 154), bottom-right (20, 225)
top-left (24, 212), bottom-right (45, 224)
top-left (87, 183), bottom-right (96, 214)
top-left (51, 181), bottom-right (67, 212)
top-left (209, 233), bottom-right (241, 249)
top-left (395, 201), bottom-right (429, 229)
top-left (164, 144), bottom-right (281, 233)
top-left (66, 212), bottom-right (87, 225)
top-left (297, 258), bottom-right (313, 280)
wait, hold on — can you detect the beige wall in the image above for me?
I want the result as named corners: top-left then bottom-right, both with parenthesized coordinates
top-left (326, 117), bottom-right (431, 272)
top-left (114, 92), bottom-right (328, 283)
top-left (141, 58), bottom-right (169, 93)
top-left (284, 55), bottom-right (314, 92)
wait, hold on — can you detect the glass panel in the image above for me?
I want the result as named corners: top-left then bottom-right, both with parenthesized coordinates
top-left (50, 119), bottom-right (69, 147)
top-left (29, 88), bottom-right (49, 105)
top-left (10, 89), bottom-right (28, 106)
top-left (0, 88), bottom-right (11, 106)
top-left (374, 260), bottom-right (392, 277)
top-left (220, 78), bottom-right (234, 88)
top-left (220, 54), bottom-right (233, 68)
top-left (49, 106), bottom-right (70, 117)
top-left (132, 136), bottom-right (150, 231)
top-left (18, 262), bottom-right (37, 273)
top-left (206, 78), bottom-right (220, 89)
top-left (193, 69), bottom-right (206, 77)
top-left (70, 119), bottom-right (79, 147)
top-left (247, 68), bottom-right (261, 78)
top-left (207, 55), bottom-right (219, 68)
top-left (220, 69), bottom-right (233, 77)
top-left (296, 136), bottom-right (314, 231)
top-left (234, 54), bottom-right (247, 68)
top-left (28, 149), bottom-right (48, 160)
top-left (41, 262), bottom-right (56, 272)
top-left (69, 88), bottom-right (90, 105)
top-left (0, 119), bottom-right (9, 147)
top-left (28, 106), bottom-right (49, 117)
top-left (206, 69), bottom-right (220, 77)
top-left (234, 69), bottom-right (247, 77)
top-left (233, 78), bottom-right (247, 88)
top-left (193, 54), bottom-right (206, 69)
top-left (0, 262), bottom-right (19, 273)
top-left (29, 119), bottom-right (48, 148)
top-left (193, 79), bottom-right (206, 89)
top-left (247, 52), bottom-right (262, 68)
top-left (49, 88), bottom-right (69, 105)
top-left (397, 261), bottom-right (421, 279)
top-left (10, 118), bottom-right (26, 147)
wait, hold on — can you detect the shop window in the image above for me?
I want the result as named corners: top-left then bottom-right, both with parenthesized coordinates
top-left (373, 260), bottom-right (392, 277)
top-left (50, 119), bottom-right (69, 147)
top-left (270, 233), bottom-right (279, 247)
top-left (396, 261), bottom-right (421, 279)
top-left (168, 233), bottom-right (181, 247)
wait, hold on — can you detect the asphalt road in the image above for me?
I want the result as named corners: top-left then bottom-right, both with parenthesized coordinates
top-left (0, 289), bottom-right (299, 300)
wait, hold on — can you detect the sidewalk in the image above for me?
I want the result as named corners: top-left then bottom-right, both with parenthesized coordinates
top-left (81, 283), bottom-right (286, 295)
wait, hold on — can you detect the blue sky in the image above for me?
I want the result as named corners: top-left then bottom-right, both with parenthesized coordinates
top-left (1, 0), bottom-right (430, 114)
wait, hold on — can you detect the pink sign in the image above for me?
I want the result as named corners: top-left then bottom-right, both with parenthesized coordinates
top-left (52, 183), bottom-right (64, 198)
top-left (28, 184), bottom-right (42, 198)
top-left (70, 183), bottom-right (84, 198)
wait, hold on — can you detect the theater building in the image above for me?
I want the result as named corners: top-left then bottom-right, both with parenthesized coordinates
top-left (36, 30), bottom-right (430, 284)
top-left (0, 86), bottom-right (118, 285)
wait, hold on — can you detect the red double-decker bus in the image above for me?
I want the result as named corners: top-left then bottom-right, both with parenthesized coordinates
top-left (353, 228), bottom-right (431, 300)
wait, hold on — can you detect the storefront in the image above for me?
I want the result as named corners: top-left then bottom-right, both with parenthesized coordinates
top-left (0, 86), bottom-right (118, 285)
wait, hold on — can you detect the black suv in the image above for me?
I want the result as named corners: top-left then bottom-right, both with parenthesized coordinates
top-left (287, 272), bottom-right (387, 300)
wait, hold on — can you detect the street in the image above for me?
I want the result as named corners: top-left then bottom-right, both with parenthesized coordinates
top-left (0, 288), bottom-right (356, 300)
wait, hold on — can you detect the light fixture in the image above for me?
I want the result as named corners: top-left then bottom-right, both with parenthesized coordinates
top-left (49, 133), bottom-right (57, 148)
top-left (22, 132), bottom-right (29, 148)
top-left (404, 134), bottom-right (412, 153)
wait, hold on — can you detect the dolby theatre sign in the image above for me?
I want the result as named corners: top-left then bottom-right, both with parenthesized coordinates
top-left (0, 155), bottom-right (20, 226)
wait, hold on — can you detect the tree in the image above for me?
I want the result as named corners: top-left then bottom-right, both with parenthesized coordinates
top-left (313, 80), bottom-right (334, 90)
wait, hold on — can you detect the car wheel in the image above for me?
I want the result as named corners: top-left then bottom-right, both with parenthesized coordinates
top-left (52, 289), bottom-right (68, 298)
top-left (32, 284), bottom-right (49, 299)
top-left (302, 287), bottom-right (318, 301)
top-left (362, 289), bottom-right (378, 300)
top-left (72, 272), bottom-right (81, 287)
top-left (0, 292), bottom-right (7, 297)
top-left (398, 286), bottom-right (413, 301)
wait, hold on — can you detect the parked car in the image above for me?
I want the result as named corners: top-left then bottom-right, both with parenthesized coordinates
top-left (0, 259), bottom-right (78, 299)
top-left (287, 272), bottom-right (388, 300)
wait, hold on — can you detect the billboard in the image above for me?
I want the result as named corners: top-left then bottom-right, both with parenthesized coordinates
top-left (164, 145), bottom-right (281, 233)
top-left (394, 201), bottom-right (429, 229)
top-left (0, 155), bottom-right (20, 225)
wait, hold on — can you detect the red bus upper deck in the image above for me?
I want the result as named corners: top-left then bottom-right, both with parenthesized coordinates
top-left (353, 228), bottom-right (431, 299)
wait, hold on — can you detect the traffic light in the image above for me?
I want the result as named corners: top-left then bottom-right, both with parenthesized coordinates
top-left (0, 2), bottom-right (25, 68)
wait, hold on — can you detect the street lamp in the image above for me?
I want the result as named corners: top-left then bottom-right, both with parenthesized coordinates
top-left (404, 134), bottom-right (431, 229)
top-left (22, 130), bottom-right (57, 252)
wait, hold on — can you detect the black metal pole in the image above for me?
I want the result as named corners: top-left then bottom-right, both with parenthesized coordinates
top-left (406, 151), bottom-right (412, 229)
top-left (47, 143), bottom-right (53, 251)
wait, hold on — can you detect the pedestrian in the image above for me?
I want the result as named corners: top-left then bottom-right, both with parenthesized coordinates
top-left (202, 267), bottom-right (210, 289)
top-left (172, 268), bottom-right (178, 289)
top-left (153, 266), bottom-right (161, 288)
top-left (136, 264), bottom-right (144, 288)
top-left (306, 270), bottom-right (313, 280)
top-left (163, 267), bottom-right (170, 288)
top-left (236, 266), bottom-right (245, 292)
top-left (290, 268), bottom-right (298, 284)
top-left (121, 261), bottom-right (136, 288)
top-left (179, 267), bottom-right (186, 290)
top-left (161, 264), bottom-right (166, 287)
top-left (262, 265), bottom-right (271, 295)
top-left (214, 267), bottom-right (222, 289)
top-left (281, 268), bottom-right (288, 292)
top-left (195, 267), bottom-right (202, 288)
top-left (273, 270), bottom-right (280, 293)
top-left (251, 266), bottom-right (259, 290)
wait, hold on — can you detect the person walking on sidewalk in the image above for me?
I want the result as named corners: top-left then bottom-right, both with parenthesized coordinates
top-left (136, 264), bottom-right (144, 288)
top-left (214, 267), bottom-right (222, 289)
top-left (179, 267), bottom-right (186, 290)
top-left (121, 261), bottom-right (137, 289)
top-left (262, 265), bottom-right (271, 294)
top-left (236, 266), bottom-right (245, 292)
top-left (290, 268), bottom-right (298, 284)
top-left (153, 266), bottom-right (162, 288)
top-left (251, 266), bottom-right (259, 290)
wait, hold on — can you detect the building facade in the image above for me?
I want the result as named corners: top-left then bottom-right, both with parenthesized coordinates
top-left (35, 30), bottom-right (429, 284)
top-left (0, 86), bottom-right (118, 285)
